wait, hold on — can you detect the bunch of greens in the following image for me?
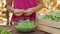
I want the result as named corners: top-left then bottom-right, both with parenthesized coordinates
top-left (0, 28), bottom-right (12, 34)
top-left (16, 21), bottom-right (35, 32)
top-left (43, 12), bottom-right (60, 22)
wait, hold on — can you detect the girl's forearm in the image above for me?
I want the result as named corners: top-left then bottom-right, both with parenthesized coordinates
top-left (6, 0), bottom-right (13, 6)
top-left (6, 0), bottom-right (14, 11)
top-left (33, 4), bottom-right (43, 12)
top-left (7, 5), bottom-right (14, 12)
top-left (24, 4), bottom-right (43, 15)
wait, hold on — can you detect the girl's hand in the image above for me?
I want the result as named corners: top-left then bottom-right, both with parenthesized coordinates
top-left (7, 5), bottom-right (24, 16)
top-left (24, 8), bottom-right (34, 16)
top-left (13, 9), bottom-right (24, 16)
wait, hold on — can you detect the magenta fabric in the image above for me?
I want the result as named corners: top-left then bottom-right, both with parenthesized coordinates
top-left (14, 0), bottom-right (38, 9)
top-left (11, 0), bottom-right (38, 23)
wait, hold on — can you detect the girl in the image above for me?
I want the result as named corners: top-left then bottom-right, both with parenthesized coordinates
top-left (7, 0), bottom-right (43, 25)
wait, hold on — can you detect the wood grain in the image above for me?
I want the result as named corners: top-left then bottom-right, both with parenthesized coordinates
top-left (0, 25), bottom-right (50, 34)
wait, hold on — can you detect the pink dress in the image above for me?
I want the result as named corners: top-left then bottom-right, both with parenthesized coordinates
top-left (11, 0), bottom-right (38, 24)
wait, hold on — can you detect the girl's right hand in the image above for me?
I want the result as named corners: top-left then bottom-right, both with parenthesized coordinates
top-left (7, 5), bottom-right (24, 16)
top-left (13, 9), bottom-right (24, 16)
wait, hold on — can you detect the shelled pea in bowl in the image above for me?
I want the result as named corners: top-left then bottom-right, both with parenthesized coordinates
top-left (37, 10), bottom-right (60, 28)
top-left (0, 27), bottom-right (12, 34)
top-left (15, 20), bottom-right (36, 33)
top-left (43, 10), bottom-right (60, 22)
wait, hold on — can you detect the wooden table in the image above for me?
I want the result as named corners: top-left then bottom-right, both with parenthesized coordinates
top-left (0, 25), bottom-right (50, 34)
